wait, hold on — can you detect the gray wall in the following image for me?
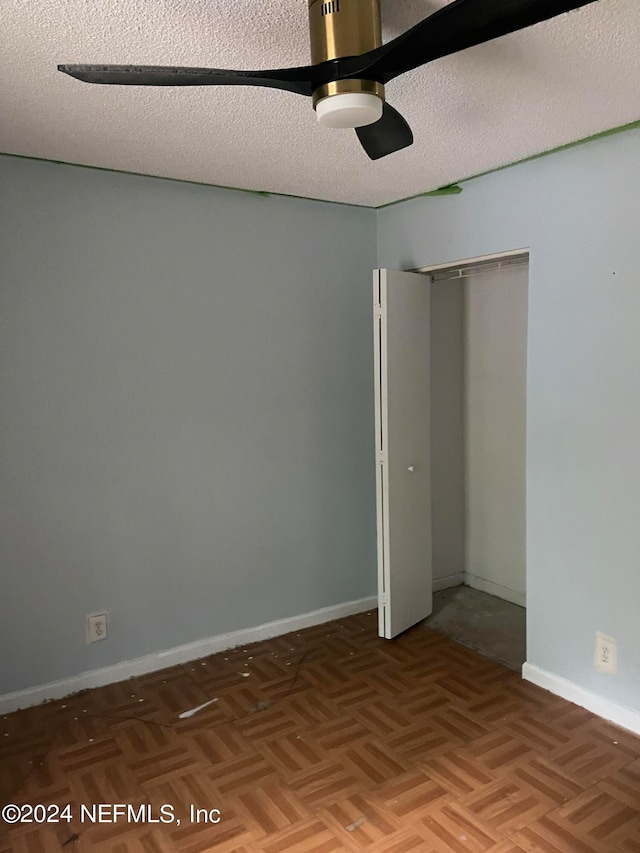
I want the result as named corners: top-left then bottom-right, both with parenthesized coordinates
top-left (0, 157), bottom-right (377, 694)
top-left (464, 266), bottom-right (528, 604)
top-left (378, 128), bottom-right (640, 713)
top-left (430, 280), bottom-right (465, 585)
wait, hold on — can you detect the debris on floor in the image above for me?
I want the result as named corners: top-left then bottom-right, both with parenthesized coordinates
top-left (177, 698), bottom-right (218, 719)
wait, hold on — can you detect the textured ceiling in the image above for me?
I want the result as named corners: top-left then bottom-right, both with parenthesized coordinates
top-left (2, 0), bottom-right (639, 206)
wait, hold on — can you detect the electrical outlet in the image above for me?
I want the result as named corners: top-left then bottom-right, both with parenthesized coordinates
top-left (87, 612), bottom-right (108, 644)
top-left (594, 632), bottom-right (616, 673)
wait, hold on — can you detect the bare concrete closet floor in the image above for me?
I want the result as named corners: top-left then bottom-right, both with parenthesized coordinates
top-left (426, 585), bottom-right (526, 671)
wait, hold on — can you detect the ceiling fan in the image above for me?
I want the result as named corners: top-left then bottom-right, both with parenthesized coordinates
top-left (58, 0), bottom-right (598, 161)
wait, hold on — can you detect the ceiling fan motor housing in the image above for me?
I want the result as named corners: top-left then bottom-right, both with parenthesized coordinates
top-left (308, 0), bottom-right (384, 127)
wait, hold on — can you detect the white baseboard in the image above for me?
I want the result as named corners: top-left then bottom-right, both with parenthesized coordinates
top-left (0, 595), bottom-right (377, 715)
top-left (433, 574), bottom-right (465, 592)
top-left (464, 572), bottom-right (526, 608)
top-left (523, 663), bottom-right (640, 737)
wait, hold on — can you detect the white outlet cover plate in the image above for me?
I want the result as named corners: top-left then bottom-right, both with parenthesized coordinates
top-left (594, 631), bottom-right (617, 673)
top-left (87, 612), bottom-right (108, 644)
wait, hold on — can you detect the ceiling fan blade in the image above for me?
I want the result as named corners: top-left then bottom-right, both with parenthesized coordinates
top-left (341, 0), bottom-right (598, 83)
top-left (59, 1), bottom-right (599, 99)
top-left (57, 63), bottom-right (325, 97)
top-left (355, 103), bottom-right (413, 161)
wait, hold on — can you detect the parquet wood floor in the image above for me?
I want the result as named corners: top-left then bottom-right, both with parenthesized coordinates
top-left (2, 610), bottom-right (640, 851)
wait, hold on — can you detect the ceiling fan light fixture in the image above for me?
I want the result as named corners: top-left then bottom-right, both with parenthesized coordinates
top-left (316, 91), bottom-right (383, 128)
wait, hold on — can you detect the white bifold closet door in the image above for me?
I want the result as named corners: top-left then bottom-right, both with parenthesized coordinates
top-left (374, 269), bottom-right (432, 639)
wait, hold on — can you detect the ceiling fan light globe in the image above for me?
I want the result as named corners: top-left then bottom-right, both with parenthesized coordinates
top-left (316, 92), bottom-right (383, 128)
